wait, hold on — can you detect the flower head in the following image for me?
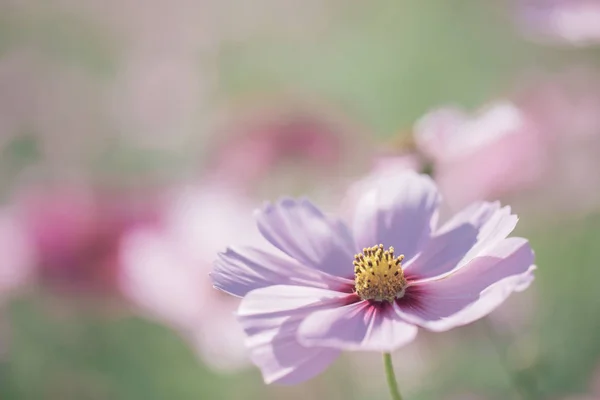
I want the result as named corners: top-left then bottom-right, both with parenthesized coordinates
top-left (414, 102), bottom-right (546, 209)
top-left (2, 185), bottom-right (157, 293)
top-left (211, 171), bottom-right (535, 384)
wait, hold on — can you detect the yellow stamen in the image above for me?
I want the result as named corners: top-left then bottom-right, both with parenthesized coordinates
top-left (353, 244), bottom-right (407, 303)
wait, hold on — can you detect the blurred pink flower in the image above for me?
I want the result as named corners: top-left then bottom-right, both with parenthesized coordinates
top-left (0, 211), bottom-right (35, 299)
top-left (212, 171), bottom-right (535, 384)
top-left (2, 184), bottom-right (157, 293)
top-left (340, 154), bottom-right (420, 221)
top-left (206, 98), bottom-right (370, 195)
top-left (413, 102), bottom-right (546, 210)
top-left (514, 70), bottom-right (600, 214)
top-left (519, 0), bottom-right (600, 46)
top-left (119, 183), bottom-right (259, 370)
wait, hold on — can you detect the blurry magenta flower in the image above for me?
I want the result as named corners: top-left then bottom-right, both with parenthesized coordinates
top-left (212, 171), bottom-right (535, 384)
top-left (519, 0), bottom-right (600, 45)
top-left (340, 155), bottom-right (420, 221)
top-left (414, 102), bottom-right (546, 209)
top-left (120, 182), bottom-right (257, 370)
top-left (206, 98), bottom-right (370, 196)
top-left (3, 184), bottom-right (156, 293)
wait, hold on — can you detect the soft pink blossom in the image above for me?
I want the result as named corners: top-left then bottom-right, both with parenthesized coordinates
top-left (340, 154), bottom-right (420, 221)
top-left (119, 183), bottom-right (259, 370)
top-left (206, 98), bottom-right (370, 196)
top-left (414, 102), bottom-right (547, 209)
top-left (0, 211), bottom-right (35, 299)
top-left (1, 185), bottom-right (156, 293)
top-left (212, 171), bottom-right (535, 384)
top-left (519, 0), bottom-right (600, 46)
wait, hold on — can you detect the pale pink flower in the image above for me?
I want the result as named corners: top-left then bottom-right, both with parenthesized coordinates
top-left (1, 185), bottom-right (156, 293)
top-left (414, 102), bottom-right (546, 209)
top-left (519, 0), bottom-right (600, 46)
top-left (212, 171), bottom-right (535, 384)
top-left (0, 211), bottom-right (35, 299)
top-left (207, 100), bottom-right (357, 192)
top-left (120, 183), bottom-right (258, 370)
top-left (340, 154), bottom-right (420, 221)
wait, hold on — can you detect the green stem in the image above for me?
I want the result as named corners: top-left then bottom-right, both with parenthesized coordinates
top-left (383, 353), bottom-right (403, 400)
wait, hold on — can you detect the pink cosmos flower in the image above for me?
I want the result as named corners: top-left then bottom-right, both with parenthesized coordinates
top-left (211, 171), bottom-right (535, 384)
top-left (119, 183), bottom-right (257, 370)
top-left (519, 0), bottom-right (600, 46)
top-left (413, 102), bottom-right (546, 209)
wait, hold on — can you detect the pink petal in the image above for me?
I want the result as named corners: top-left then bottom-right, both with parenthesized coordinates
top-left (238, 285), bottom-right (349, 384)
top-left (398, 238), bottom-right (535, 331)
top-left (255, 198), bottom-right (355, 278)
top-left (420, 266), bottom-right (536, 332)
top-left (438, 201), bottom-right (505, 234)
top-left (440, 202), bottom-right (518, 263)
top-left (298, 301), bottom-right (418, 352)
top-left (238, 285), bottom-right (351, 318)
top-left (340, 155), bottom-right (421, 222)
top-left (243, 314), bottom-right (340, 384)
top-left (212, 245), bottom-right (354, 297)
top-left (402, 223), bottom-right (478, 280)
top-left (414, 107), bottom-right (468, 161)
top-left (405, 202), bottom-right (517, 280)
top-left (0, 210), bottom-right (34, 296)
top-left (351, 171), bottom-right (440, 262)
top-left (415, 103), bottom-right (544, 209)
top-left (119, 229), bottom-right (208, 329)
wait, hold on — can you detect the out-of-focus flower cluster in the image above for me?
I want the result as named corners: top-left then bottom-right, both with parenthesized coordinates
top-left (388, 69), bottom-right (600, 217)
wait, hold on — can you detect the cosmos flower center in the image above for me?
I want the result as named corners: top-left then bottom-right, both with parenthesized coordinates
top-left (353, 244), bottom-right (407, 303)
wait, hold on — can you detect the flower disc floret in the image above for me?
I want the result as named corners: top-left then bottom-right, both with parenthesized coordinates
top-left (353, 244), bottom-right (406, 303)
